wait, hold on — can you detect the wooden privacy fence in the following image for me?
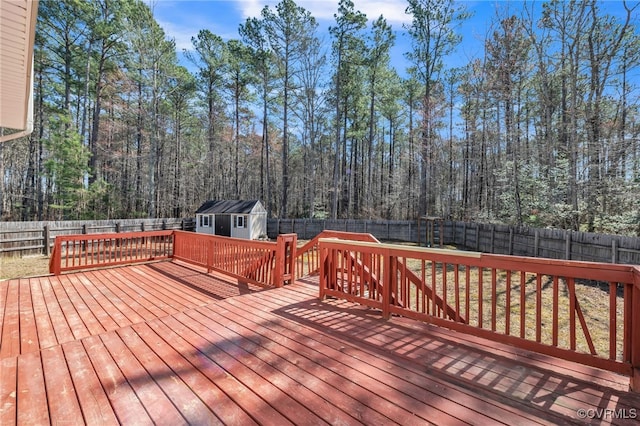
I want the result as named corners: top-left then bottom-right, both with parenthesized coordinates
top-left (49, 230), bottom-right (297, 288)
top-left (449, 221), bottom-right (640, 264)
top-left (6, 217), bottom-right (640, 264)
top-left (0, 218), bottom-right (195, 257)
top-left (269, 218), bottom-right (640, 265)
top-left (319, 238), bottom-right (640, 390)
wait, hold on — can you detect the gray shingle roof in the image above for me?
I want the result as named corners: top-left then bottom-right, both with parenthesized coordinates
top-left (195, 200), bottom-right (261, 214)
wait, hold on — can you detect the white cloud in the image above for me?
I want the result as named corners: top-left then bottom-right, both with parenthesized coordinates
top-left (150, 2), bottom-right (240, 51)
top-left (235, 0), bottom-right (412, 25)
top-left (151, 0), bottom-right (413, 53)
top-left (156, 19), bottom-right (200, 50)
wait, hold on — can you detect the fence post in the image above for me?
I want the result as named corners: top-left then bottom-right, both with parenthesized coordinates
top-left (612, 239), bottom-right (618, 264)
top-left (565, 231), bottom-right (571, 260)
top-left (534, 230), bottom-right (539, 257)
top-left (452, 221), bottom-right (456, 246)
top-left (43, 225), bottom-right (51, 256)
top-left (490, 225), bottom-right (495, 254)
top-left (116, 222), bottom-right (121, 233)
top-left (509, 228), bottom-right (514, 255)
top-left (463, 222), bottom-right (467, 248)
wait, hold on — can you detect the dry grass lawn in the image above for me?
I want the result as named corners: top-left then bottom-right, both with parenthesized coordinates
top-left (0, 255), bottom-right (51, 281)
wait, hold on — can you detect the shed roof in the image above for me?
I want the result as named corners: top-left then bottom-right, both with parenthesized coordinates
top-left (196, 200), bottom-right (262, 215)
top-left (0, 0), bottom-right (39, 142)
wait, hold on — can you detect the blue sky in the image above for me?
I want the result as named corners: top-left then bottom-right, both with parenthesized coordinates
top-left (146, 0), bottom-right (637, 76)
top-left (146, 0), bottom-right (504, 73)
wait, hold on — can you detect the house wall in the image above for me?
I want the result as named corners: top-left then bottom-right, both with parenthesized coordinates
top-left (251, 212), bottom-right (267, 239)
top-left (231, 214), bottom-right (251, 239)
top-left (195, 214), bottom-right (215, 234)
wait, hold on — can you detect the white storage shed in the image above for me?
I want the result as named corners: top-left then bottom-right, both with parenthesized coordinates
top-left (195, 200), bottom-right (267, 240)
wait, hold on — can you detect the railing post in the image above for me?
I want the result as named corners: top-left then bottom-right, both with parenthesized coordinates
top-left (319, 242), bottom-right (328, 300)
top-left (382, 249), bottom-right (393, 320)
top-left (49, 237), bottom-right (62, 275)
top-left (275, 233), bottom-right (297, 288)
top-left (631, 270), bottom-right (640, 392)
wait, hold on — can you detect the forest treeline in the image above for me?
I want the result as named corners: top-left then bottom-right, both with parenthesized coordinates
top-left (1, 0), bottom-right (639, 235)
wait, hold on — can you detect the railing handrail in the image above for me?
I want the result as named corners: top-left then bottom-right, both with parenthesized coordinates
top-left (319, 238), bottom-right (636, 281)
top-left (296, 230), bottom-right (380, 277)
top-left (172, 230), bottom-right (277, 249)
top-left (319, 238), bottom-right (640, 388)
top-left (49, 230), bottom-right (174, 275)
top-left (298, 230), bottom-right (380, 254)
top-left (52, 230), bottom-right (174, 241)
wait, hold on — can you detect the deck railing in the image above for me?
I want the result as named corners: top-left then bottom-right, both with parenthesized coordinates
top-left (49, 230), bottom-right (297, 288)
top-left (169, 231), bottom-right (296, 288)
top-left (49, 230), bottom-right (174, 274)
top-left (296, 230), bottom-right (380, 277)
top-left (319, 238), bottom-right (640, 390)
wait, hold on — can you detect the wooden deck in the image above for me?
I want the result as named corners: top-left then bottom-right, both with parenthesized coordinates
top-left (2, 261), bottom-right (640, 425)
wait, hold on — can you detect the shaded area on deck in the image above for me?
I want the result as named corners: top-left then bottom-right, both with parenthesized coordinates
top-left (1, 262), bottom-right (639, 425)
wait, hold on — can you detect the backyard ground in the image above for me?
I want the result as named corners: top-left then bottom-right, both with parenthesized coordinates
top-left (0, 255), bottom-right (50, 280)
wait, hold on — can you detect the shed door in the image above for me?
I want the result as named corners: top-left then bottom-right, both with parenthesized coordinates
top-left (215, 214), bottom-right (231, 237)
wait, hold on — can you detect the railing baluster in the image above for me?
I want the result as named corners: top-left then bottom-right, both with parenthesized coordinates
top-left (491, 268), bottom-right (497, 332)
top-left (536, 274), bottom-right (542, 343)
top-left (610, 282), bottom-right (617, 360)
top-left (431, 261), bottom-right (437, 318)
top-left (505, 270), bottom-right (511, 335)
top-left (421, 260), bottom-right (426, 314)
top-left (568, 277), bottom-right (577, 351)
top-left (442, 262), bottom-right (447, 320)
top-left (454, 264), bottom-right (460, 323)
top-left (552, 276), bottom-right (559, 347)
top-left (624, 283), bottom-right (631, 363)
top-left (465, 266), bottom-right (470, 323)
top-left (520, 271), bottom-right (526, 339)
top-left (478, 267), bottom-right (483, 328)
